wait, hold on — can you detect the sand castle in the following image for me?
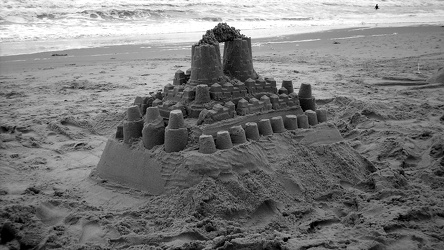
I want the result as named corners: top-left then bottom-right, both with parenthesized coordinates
top-left (95, 23), bottom-right (331, 194)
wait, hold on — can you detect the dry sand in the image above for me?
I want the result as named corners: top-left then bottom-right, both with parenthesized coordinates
top-left (1, 25), bottom-right (444, 249)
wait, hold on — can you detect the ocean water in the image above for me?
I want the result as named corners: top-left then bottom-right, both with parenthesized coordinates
top-left (1, 0), bottom-right (443, 56)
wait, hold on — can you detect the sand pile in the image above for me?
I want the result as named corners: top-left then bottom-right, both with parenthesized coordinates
top-left (88, 123), bottom-right (382, 249)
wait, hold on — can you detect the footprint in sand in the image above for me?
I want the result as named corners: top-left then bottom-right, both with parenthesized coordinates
top-left (35, 202), bottom-right (69, 226)
top-left (79, 222), bottom-right (105, 244)
top-left (78, 221), bottom-right (120, 244)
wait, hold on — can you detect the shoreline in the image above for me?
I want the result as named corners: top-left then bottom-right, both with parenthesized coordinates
top-left (1, 24), bottom-right (443, 77)
top-left (254, 24), bottom-right (444, 45)
top-left (1, 24), bottom-right (443, 75)
top-left (1, 24), bottom-right (442, 59)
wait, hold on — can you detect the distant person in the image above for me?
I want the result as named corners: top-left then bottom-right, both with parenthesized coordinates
top-left (375, 4), bottom-right (379, 10)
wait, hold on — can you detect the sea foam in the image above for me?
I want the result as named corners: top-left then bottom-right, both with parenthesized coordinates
top-left (1, 0), bottom-right (443, 56)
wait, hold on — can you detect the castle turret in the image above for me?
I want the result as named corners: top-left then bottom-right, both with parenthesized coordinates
top-left (223, 37), bottom-right (257, 82)
top-left (282, 80), bottom-right (294, 94)
top-left (195, 84), bottom-right (211, 104)
top-left (298, 83), bottom-right (316, 111)
top-left (123, 106), bottom-right (143, 144)
top-left (173, 70), bottom-right (186, 85)
top-left (142, 106), bottom-right (165, 150)
top-left (164, 110), bottom-right (188, 153)
top-left (190, 43), bottom-right (223, 86)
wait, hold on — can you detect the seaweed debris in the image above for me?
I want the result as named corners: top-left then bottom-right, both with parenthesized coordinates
top-left (198, 23), bottom-right (246, 45)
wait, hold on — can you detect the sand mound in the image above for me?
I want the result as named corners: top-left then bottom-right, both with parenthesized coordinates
top-left (94, 124), bottom-right (375, 198)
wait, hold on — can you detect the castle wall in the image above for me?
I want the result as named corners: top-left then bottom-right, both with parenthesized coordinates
top-left (197, 107), bottom-right (304, 138)
top-left (97, 124), bottom-right (345, 194)
top-left (96, 139), bottom-right (165, 194)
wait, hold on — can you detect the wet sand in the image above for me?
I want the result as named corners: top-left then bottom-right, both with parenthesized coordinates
top-left (1, 25), bottom-right (444, 249)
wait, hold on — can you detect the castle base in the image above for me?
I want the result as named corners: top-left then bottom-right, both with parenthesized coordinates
top-left (95, 139), bottom-right (166, 194)
top-left (93, 124), bottom-right (368, 195)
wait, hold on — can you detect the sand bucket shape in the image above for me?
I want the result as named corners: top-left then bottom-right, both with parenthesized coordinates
top-left (282, 80), bottom-right (294, 94)
top-left (216, 130), bottom-right (233, 149)
top-left (305, 110), bottom-right (318, 126)
top-left (223, 38), bottom-right (256, 82)
top-left (195, 84), bottom-right (211, 104)
top-left (164, 127), bottom-right (188, 153)
top-left (127, 105), bottom-right (142, 121)
top-left (299, 97), bottom-right (316, 112)
top-left (298, 83), bottom-right (312, 98)
top-left (258, 119), bottom-right (273, 136)
top-left (123, 120), bottom-right (143, 144)
top-left (164, 110), bottom-right (188, 153)
top-left (167, 110), bottom-right (185, 129)
top-left (297, 114), bottom-right (309, 129)
top-left (142, 123), bottom-right (165, 150)
top-left (316, 109), bottom-right (327, 123)
top-left (284, 115), bottom-right (298, 130)
top-left (229, 125), bottom-right (247, 144)
top-left (145, 106), bottom-right (162, 124)
top-left (199, 134), bottom-right (217, 154)
top-left (245, 122), bottom-right (260, 141)
top-left (190, 44), bottom-right (223, 85)
top-left (271, 116), bottom-right (285, 133)
top-left (134, 96), bottom-right (143, 105)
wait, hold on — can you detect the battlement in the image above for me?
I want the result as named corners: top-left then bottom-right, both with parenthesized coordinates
top-left (164, 77), bottom-right (279, 103)
top-left (119, 79), bottom-right (327, 153)
top-left (116, 104), bottom-right (328, 152)
top-left (160, 76), bottom-right (294, 120)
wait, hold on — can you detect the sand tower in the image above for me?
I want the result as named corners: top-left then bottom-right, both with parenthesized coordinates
top-left (298, 83), bottom-right (316, 111)
top-left (223, 37), bottom-right (257, 82)
top-left (142, 106), bottom-right (165, 150)
top-left (190, 43), bottom-right (223, 86)
top-left (193, 23), bottom-right (257, 83)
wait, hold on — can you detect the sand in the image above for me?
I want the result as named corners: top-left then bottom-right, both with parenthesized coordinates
top-left (1, 25), bottom-right (444, 249)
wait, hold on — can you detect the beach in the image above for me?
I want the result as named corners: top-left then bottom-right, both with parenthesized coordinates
top-left (1, 25), bottom-right (444, 249)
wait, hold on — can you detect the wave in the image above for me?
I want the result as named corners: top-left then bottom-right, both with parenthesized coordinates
top-left (194, 16), bottom-right (314, 23)
top-left (79, 9), bottom-right (186, 20)
top-left (281, 17), bottom-right (313, 21)
top-left (1, 0), bottom-right (444, 56)
top-left (1, 8), bottom-right (189, 23)
top-left (194, 17), bottom-right (224, 22)
top-left (2, 0), bottom-right (443, 24)
top-left (0, 8), bottom-right (315, 25)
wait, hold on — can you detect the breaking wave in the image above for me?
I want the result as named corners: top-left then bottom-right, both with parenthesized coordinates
top-left (1, 0), bottom-right (443, 56)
